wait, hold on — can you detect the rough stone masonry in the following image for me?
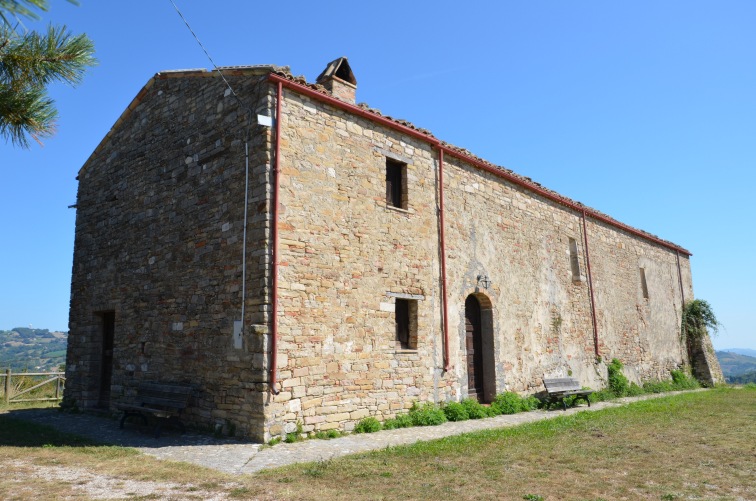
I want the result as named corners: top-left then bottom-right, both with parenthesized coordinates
top-left (65, 58), bottom-right (723, 442)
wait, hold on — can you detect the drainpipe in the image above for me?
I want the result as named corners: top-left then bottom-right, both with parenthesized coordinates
top-left (270, 81), bottom-right (282, 395)
top-left (240, 134), bottom-right (250, 342)
top-left (437, 148), bottom-right (451, 372)
top-left (581, 210), bottom-right (600, 358)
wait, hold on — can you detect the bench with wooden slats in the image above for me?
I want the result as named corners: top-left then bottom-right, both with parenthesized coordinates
top-left (115, 382), bottom-right (194, 438)
top-left (543, 377), bottom-right (594, 410)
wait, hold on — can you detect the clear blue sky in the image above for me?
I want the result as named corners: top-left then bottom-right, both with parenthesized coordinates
top-left (1, 1), bottom-right (753, 350)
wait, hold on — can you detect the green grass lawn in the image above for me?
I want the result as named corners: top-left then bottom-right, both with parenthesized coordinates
top-left (1, 386), bottom-right (754, 500)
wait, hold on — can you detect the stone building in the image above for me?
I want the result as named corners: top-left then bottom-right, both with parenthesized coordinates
top-left (65, 58), bottom-right (722, 441)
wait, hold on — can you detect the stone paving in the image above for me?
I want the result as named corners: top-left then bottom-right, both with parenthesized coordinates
top-left (5, 391), bottom-right (696, 475)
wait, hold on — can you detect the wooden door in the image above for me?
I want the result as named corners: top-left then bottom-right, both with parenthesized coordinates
top-left (465, 295), bottom-right (483, 401)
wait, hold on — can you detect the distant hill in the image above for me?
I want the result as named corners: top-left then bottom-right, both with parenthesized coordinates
top-left (716, 350), bottom-right (756, 384)
top-left (727, 371), bottom-right (756, 384)
top-left (0, 328), bottom-right (67, 372)
top-left (719, 348), bottom-right (756, 358)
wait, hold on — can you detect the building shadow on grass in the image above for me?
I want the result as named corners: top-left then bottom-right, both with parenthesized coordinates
top-left (1, 407), bottom-right (251, 450)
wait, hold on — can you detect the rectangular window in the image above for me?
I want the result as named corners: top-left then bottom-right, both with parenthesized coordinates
top-left (386, 158), bottom-right (407, 209)
top-left (568, 238), bottom-right (583, 283)
top-left (640, 267), bottom-right (649, 299)
top-left (395, 298), bottom-right (417, 349)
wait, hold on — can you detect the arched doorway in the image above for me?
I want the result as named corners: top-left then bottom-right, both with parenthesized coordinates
top-left (465, 294), bottom-right (495, 403)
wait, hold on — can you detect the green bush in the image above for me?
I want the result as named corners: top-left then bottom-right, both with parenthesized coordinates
top-left (607, 358), bottom-right (630, 397)
top-left (382, 419), bottom-right (399, 430)
top-left (589, 388), bottom-right (614, 403)
top-left (382, 414), bottom-right (413, 430)
top-left (491, 391), bottom-right (540, 414)
top-left (682, 299), bottom-right (721, 340)
top-left (314, 429), bottom-right (342, 440)
top-left (642, 380), bottom-right (674, 394)
top-left (627, 382), bottom-right (645, 396)
top-left (443, 401), bottom-right (470, 422)
top-left (521, 395), bottom-right (540, 411)
top-left (284, 421), bottom-right (304, 443)
top-left (461, 398), bottom-right (490, 419)
top-left (491, 392), bottom-right (523, 414)
top-left (354, 416), bottom-right (382, 434)
top-left (284, 433), bottom-right (301, 443)
top-left (670, 369), bottom-right (700, 390)
top-left (641, 369), bottom-right (700, 394)
top-left (409, 402), bottom-right (447, 426)
top-left (397, 414), bottom-right (415, 427)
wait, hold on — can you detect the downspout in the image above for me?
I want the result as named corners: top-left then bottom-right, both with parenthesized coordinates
top-left (582, 210), bottom-right (600, 358)
top-left (270, 81), bottom-right (282, 395)
top-left (240, 133), bottom-right (250, 342)
top-left (437, 148), bottom-right (451, 372)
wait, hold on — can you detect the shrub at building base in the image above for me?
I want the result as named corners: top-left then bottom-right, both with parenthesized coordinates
top-left (354, 417), bottom-right (382, 434)
top-left (461, 398), bottom-right (493, 419)
top-left (382, 414), bottom-right (414, 430)
top-left (589, 359), bottom-right (701, 402)
top-left (442, 401), bottom-right (470, 422)
top-left (492, 392), bottom-right (539, 414)
top-left (607, 358), bottom-right (631, 396)
top-left (409, 402), bottom-right (448, 426)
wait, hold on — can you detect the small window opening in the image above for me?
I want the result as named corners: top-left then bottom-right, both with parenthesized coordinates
top-left (386, 158), bottom-right (407, 209)
top-left (640, 267), bottom-right (649, 299)
top-left (568, 238), bottom-right (583, 283)
top-left (395, 298), bottom-right (417, 349)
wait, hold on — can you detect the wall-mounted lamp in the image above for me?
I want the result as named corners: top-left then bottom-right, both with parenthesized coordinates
top-left (477, 274), bottom-right (492, 290)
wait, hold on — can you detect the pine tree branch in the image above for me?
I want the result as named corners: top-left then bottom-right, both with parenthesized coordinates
top-left (0, 0), bottom-right (93, 147)
top-left (0, 81), bottom-right (55, 147)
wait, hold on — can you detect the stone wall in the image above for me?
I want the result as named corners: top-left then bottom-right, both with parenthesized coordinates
top-left (66, 70), bottom-right (275, 441)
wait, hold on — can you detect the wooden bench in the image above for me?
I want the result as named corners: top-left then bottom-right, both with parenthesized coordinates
top-left (115, 382), bottom-right (194, 438)
top-left (543, 377), bottom-right (594, 410)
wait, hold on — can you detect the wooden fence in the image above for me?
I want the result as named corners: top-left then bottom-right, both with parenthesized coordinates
top-left (1, 369), bottom-right (65, 404)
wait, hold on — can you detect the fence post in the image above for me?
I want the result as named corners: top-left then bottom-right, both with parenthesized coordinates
top-left (4, 369), bottom-right (10, 404)
top-left (55, 373), bottom-right (61, 400)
